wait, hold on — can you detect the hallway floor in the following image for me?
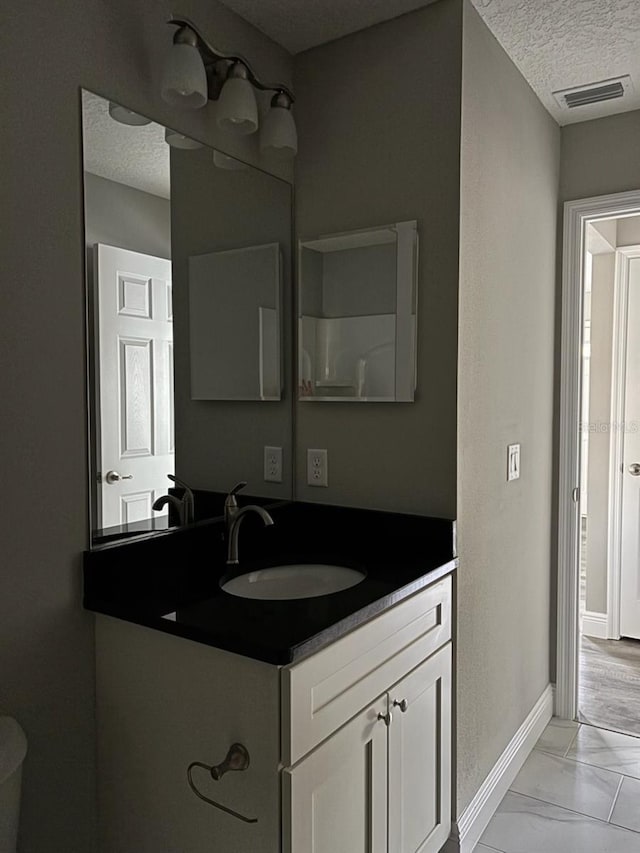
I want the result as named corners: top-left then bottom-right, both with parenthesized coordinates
top-left (579, 635), bottom-right (640, 738)
top-left (475, 718), bottom-right (640, 852)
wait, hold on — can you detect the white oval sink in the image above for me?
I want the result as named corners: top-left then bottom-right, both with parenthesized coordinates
top-left (221, 564), bottom-right (366, 601)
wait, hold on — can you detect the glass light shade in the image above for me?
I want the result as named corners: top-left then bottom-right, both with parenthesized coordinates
top-left (216, 77), bottom-right (259, 135)
top-left (213, 150), bottom-right (248, 170)
top-left (108, 102), bottom-right (151, 126)
top-left (161, 43), bottom-right (208, 109)
top-left (259, 105), bottom-right (297, 160)
top-left (165, 129), bottom-right (203, 149)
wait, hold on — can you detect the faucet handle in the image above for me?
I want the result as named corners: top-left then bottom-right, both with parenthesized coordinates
top-left (224, 482), bottom-right (247, 525)
top-left (168, 473), bottom-right (193, 493)
top-left (167, 474), bottom-right (195, 525)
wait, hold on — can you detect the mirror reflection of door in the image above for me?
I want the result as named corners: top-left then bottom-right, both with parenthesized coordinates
top-left (95, 244), bottom-right (174, 530)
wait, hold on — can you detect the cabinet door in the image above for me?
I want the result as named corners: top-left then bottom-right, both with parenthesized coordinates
top-left (283, 696), bottom-right (388, 853)
top-left (388, 644), bottom-right (452, 853)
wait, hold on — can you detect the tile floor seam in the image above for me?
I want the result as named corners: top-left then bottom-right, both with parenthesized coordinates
top-left (564, 753), bottom-right (640, 778)
top-left (505, 786), bottom-right (634, 829)
top-left (607, 774), bottom-right (625, 823)
top-left (533, 745), bottom-right (573, 759)
top-left (563, 722), bottom-right (581, 756)
top-left (578, 720), bottom-right (640, 741)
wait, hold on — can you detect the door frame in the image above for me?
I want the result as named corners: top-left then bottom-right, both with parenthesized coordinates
top-left (556, 189), bottom-right (640, 721)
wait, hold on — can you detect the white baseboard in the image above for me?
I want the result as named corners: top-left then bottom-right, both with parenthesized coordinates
top-left (581, 611), bottom-right (608, 639)
top-left (443, 684), bottom-right (553, 853)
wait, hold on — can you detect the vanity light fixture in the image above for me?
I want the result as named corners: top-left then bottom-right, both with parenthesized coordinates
top-left (216, 62), bottom-right (259, 135)
top-left (259, 91), bottom-right (297, 159)
top-left (160, 16), bottom-right (297, 158)
top-left (161, 26), bottom-right (208, 108)
top-left (108, 102), bottom-right (152, 126)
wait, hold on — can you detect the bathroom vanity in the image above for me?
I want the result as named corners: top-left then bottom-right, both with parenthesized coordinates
top-left (85, 503), bottom-right (456, 853)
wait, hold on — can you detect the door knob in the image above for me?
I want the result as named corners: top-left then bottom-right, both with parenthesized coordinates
top-left (629, 464), bottom-right (640, 476)
top-left (393, 698), bottom-right (408, 713)
top-left (105, 470), bottom-right (134, 485)
top-left (377, 710), bottom-right (392, 727)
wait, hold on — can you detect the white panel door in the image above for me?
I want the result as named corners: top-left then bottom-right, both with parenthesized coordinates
top-left (388, 644), bottom-right (452, 853)
top-left (621, 257), bottom-right (640, 638)
top-left (284, 696), bottom-right (388, 853)
top-left (96, 244), bottom-right (174, 529)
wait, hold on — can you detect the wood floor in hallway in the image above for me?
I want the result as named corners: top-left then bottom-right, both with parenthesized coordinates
top-left (579, 635), bottom-right (640, 738)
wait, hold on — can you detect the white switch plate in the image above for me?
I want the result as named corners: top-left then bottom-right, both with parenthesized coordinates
top-left (507, 443), bottom-right (520, 481)
top-left (264, 446), bottom-right (283, 483)
top-left (307, 448), bottom-right (328, 487)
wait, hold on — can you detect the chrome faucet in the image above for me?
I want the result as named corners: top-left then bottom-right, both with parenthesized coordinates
top-left (227, 505), bottom-right (274, 565)
top-left (224, 481), bottom-right (247, 530)
top-left (152, 474), bottom-right (195, 526)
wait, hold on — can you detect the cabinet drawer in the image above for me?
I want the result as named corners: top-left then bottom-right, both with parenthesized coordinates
top-left (281, 575), bottom-right (451, 765)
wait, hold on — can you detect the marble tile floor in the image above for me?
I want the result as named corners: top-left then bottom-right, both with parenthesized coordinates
top-left (475, 718), bottom-right (640, 852)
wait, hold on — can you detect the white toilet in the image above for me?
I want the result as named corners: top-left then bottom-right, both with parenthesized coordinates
top-left (0, 718), bottom-right (27, 853)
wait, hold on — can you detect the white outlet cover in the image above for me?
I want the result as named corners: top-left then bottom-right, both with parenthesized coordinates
top-left (507, 443), bottom-right (520, 482)
top-left (307, 448), bottom-right (328, 487)
top-left (264, 446), bottom-right (283, 483)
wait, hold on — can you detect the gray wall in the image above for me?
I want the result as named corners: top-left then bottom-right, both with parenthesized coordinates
top-left (321, 244), bottom-right (397, 317)
top-left (618, 215), bottom-right (640, 246)
top-left (0, 2), bottom-right (291, 851)
top-left (560, 110), bottom-right (640, 202)
top-left (584, 253), bottom-right (616, 615)
top-left (293, 0), bottom-right (463, 516)
top-left (83, 172), bottom-right (171, 259)
top-left (457, 0), bottom-right (560, 816)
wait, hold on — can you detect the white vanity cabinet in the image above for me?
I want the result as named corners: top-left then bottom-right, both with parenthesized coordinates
top-left (284, 645), bottom-right (451, 853)
top-left (282, 575), bottom-right (451, 853)
top-left (95, 573), bottom-right (452, 853)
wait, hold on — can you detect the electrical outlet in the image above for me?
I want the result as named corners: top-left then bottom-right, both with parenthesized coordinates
top-left (307, 448), bottom-right (328, 487)
top-left (507, 443), bottom-right (520, 482)
top-left (264, 446), bottom-right (283, 483)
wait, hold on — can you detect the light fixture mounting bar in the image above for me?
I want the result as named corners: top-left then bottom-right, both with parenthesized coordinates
top-left (168, 16), bottom-right (295, 103)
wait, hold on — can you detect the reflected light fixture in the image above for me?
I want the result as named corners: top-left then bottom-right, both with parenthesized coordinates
top-left (160, 16), bottom-right (297, 158)
top-left (164, 128), bottom-right (203, 149)
top-left (213, 150), bottom-right (249, 170)
top-left (259, 91), bottom-right (297, 160)
top-left (108, 102), bottom-right (152, 126)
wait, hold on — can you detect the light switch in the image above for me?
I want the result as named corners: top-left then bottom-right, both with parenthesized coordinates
top-left (507, 443), bottom-right (520, 482)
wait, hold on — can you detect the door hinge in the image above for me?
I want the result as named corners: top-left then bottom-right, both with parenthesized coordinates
top-left (572, 487), bottom-right (580, 503)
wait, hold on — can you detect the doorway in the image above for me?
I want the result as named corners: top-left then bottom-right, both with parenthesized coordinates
top-left (578, 227), bottom-right (640, 735)
top-left (557, 189), bottom-right (640, 732)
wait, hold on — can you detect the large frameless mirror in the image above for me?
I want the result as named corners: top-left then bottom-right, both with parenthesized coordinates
top-left (82, 90), bottom-right (293, 546)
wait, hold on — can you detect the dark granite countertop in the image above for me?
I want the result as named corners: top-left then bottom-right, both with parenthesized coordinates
top-left (84, 501), bottom-right (457, 665)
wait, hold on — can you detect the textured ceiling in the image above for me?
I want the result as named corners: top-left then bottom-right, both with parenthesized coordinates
top-left (82, 91), bottom-right (170, 199)
top-left (474, 0), bottom-right (640, 125)
top-left (219, 0), bottom-right (640, 125)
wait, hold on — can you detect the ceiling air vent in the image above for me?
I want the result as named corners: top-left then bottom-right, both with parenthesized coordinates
top-left (553, 75), bottom-right (633, 110)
